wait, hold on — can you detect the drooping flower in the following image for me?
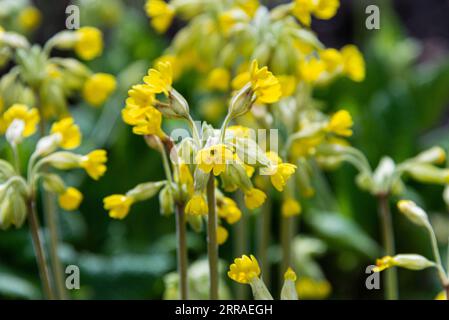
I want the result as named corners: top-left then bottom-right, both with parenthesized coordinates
top-left (249, 60), bottom-right (281, 104)
top-left (58, 187), bottom-right (83, 211)
top-left (265, 152), bottom-right (297, 192)
top-left (314, 0), bottom-right (340, 20)
top-left (145, 0), bottom-right (175, 33)
top-left (143, 61), bottom-right (173, 96)
top-left (218, 197), bottom-right (242, 224)
top-left (196, 144), bottom-right (234, 176)
top-left (320, 48), bottom-right (343, 73)
top-left (281, 198), bottom-right (302, 217)
top-left (80, 149), bottom-right (107, 180)
top-left (2, 104), bottom-right (40, 137)
top-left (104, 194), bottom-right (134, 219)
top-left (341, 45), bottom-right (365, 82)
top-left (299, 57), bottom-right (326, 83)
top-left (228, 254), bottom-right (261, 284)
top-left (185, 194), bottom-right (208, 216)
top-left (83, 73), bottom-right (117, 107)
top-left (244, 187), bottom-right (266, 209)
top-left (50, 117), bottom-right (82, 149)
top-left (292, 0), bottom-right (340, 26)
top-left (130, 106), bottom-right (165, 137)
top-left (217, 225), bottom-right (229, 245)
top-left (74, 27), bottom-right (103, 60)
top-left (326, 110), bottom-right (353, 137)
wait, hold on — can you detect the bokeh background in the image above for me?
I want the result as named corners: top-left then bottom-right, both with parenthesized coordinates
top-left (1, 0), bottom-right (449, 299)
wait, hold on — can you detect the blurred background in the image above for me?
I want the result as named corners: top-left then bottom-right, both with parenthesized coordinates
top-left (1, 0), bottom-right (449, 299)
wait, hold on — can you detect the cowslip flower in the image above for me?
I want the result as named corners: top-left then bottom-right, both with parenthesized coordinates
top-left (207, 68), bottom-right (231, 91)
top-left (373, 254), bottom-right (435, 272)
top-left (292, 0), bottom-right (339, 26)
top-left (82, 73), bottom-right (117, 107)
top-left (196, 144), bottom-right (234, 176)
top-left (80, 149), bottom-right (107, 180)
top-left (50, 117), bottom-right (82, 149)
top-left (145, 0), bottom-right (175, 33)
top-left (217, 225), bottom-right (229, 245)
top-left (2, 104), bottom-right (40, 137)
top-left (265, 152), bottom-right (297, 192)
top-left (103, 194), bottom-right (134, 219)
top-left (281, 267), bottom-right (299, 300)
top-left (228, 255), bottom-right (261, 284)
top-left (299, 57), bottom-right (326, 83)
top-left (320, 48), bottom-right (343, 73)
top-left (185, 194), bottom-right (208, 216)
top-left (341, 45), bottom-right (365, 82)
top-left (126, 84), bottom-right (156, 110)
top-left (130, 106), bottom-right (165, 137)
top-left (249, 60), bottom-right (281, 104)
top-left (281, 198), bottom-right (301, 218)
top-left (58, 187), bottom-right (83, 211)
top-left (143, 61), bottom-right (173, 96)
top-left (244, 187), bottom-right (266, 209)
top-left (218, 197), bottom-right (242, 224)
top-left (326, 110), bottom-right (353, 137)
top-left (74, 27), bottom-right (103, 60)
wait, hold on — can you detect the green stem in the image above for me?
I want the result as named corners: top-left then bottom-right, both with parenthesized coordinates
top-left (43, 192), bottom-right (67, 299)
top-left (377, 194), bottom-right (398, 300)
top-left (206, 174), bottom-right (219, 300)
top-left (258, 198), bottom-right (271, 288)
top-left (233, 191), bottom-right (248, 299)
top-left (27, 197), bottom-right (55, 299)
top-left (424, 222), bottom-right (448, 287)
top-left (280, 216), bottom-right (293, 281)
top-left (175, 203), bottom-right (189, 300)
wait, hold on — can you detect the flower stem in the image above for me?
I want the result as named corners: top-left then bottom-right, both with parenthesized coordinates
top-left (234, 191), bottom-right (248, 299)
top-left (377, 194), bottom-right (398, 300)
top-left (207, 174), bottom-right (219, 300)
top-left (27, 197), bottom-right (55, 299)
top-left (424, 222), bottom-right (449, 294)
top-left (175, 203), bottom-right (189, 300)
top-left (258, 198), bottom-right (271, 287)
top-left (280, 216), bottom-right (293, 281)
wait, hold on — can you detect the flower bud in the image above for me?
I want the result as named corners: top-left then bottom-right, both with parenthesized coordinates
top-left (413, 146), bottom-right (446, 165)
top-left (41, 174), bottom-right (66, 194)
top-left (42, 151), bottom-right (81, 170)
top-left (406, 163), bottom-right (449, 185)
top-left (281, 268), bottom-right (298, 300)
top-left (0, 159), bottom-right (15, 178)
top-left (159, 185), bottom-right (174, 216)
top-left (126, 181), bottom-right (166, 202)
top-left (228, 83), bottom-right (254, 119)
top-left (35, 134), bottom-right (60, 157)
top-left (5, 119), bottom-right (25, 145)
top-left (168, 89), bottom-right (190, 119)
top-left (392, 254), bottom-right (435, 270)
top-left (0, 189), bottom-right (27, 230)
top-left (397, 200), bottom-right (429, 227)
top-left (187, 214), bottom-right (203, 232)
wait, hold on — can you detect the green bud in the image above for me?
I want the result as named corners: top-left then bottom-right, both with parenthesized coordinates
top-left (392, 254), bottom-right (435, 271)
top-left (405, 163), bottom-right (449, 185)
top-left (42, 151), bottom-right (82, 170)
top-left (126, 181), bottom-right (166, 202)
top-left (187, 214), bottom-right (203, 233)
top-left (159, 185), bottom-right (174, 216)
top-left (397, 200), bottom-right (429, 227)
top-left (412, 147), bottom-right (446, 165)
top-left (0, 189), bottom-right (27, 230)
top-left (228, 83), bottom-right (254, 120)
top-left (35, 134), bottom-right (61, 157)
top-left (41, 174), bottom-right (66, 194)
top-left (167, 89), bottom-right (190, 119)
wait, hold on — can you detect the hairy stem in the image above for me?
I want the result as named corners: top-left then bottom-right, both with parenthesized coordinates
top-left (377, 194), bottom-right (398, 300)
top-left (258, 198), bottom-right (271, 287)
top-left (207, 174), bottom-right (219, 300)
top-left (175, 203), bottom-right (189, 300)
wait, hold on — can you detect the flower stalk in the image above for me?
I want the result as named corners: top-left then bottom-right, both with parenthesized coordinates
top-left (175, 203), bottom-right (189, 300)
top-left (207, 173), bottom-right (219, 300)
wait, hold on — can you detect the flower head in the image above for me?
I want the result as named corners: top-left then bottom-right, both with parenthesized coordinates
top-left (341, 45), bottom-right (365, 82)
top-left (145, 0), bottom-right (175, 33)
top-left (130, 106), bottom-right (164, 137)
top-left (2, 104), bottom-right (40, 137)
top-left (249, 60), bottom-right (281, 104)
top-left (58, 187), bottom-right (83, 211)
top-left (228, 254), bottom-right (261, 284)
top-left (80, 149), bottom-right (107, 180)
top-left (104, 194), bottom-right (134, 219)
top-left (217, 225), bottom-right (229, 245)
top-left (185, 194), bottom-right (208, 216)
top-left (143, 61), bottom-right (173, 96)
top-left (373, 256), bottom-right (395, 272)
top-left (218, 197), bottom-right (242, 224)
top-left (50, 117), bottom-right (82, 149)
top-left (207, 68), bottom-right (231, 91)
top-left (196, 144), bottom-right (234, 176)
top-left (244, 187), bottom-right (266, 209)
top-left (75, 27), bottom-right (103, 60)
top-left (284, 267), bottom-right (297, 281)
top-left (83, 73), bottom-right (116, 107)
top-left (282, 198), bottom-right (302, 218)
top-left (327, 110), bottom-right (353, 137)
top-left (299, 57), bottom-right (326, 83)
top-left (266, 151), bottom-right (297, 192)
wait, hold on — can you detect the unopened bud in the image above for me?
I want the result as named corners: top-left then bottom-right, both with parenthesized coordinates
top-left (406, 163), bottom-right (449, 185)
top-left (159, 185), bottom-right (174, 216)
top-left (228, 83), bottom-right (254, 119)
top-left (397, 200), bottom-right (429, 227)
top-left (35, 134), bottom-right (60, 157)
top-left (41, 174), bottom-right (66, 194)
top-left (413, 147), bottom-right (446, 165)
top-left (126, 181), bottom-right (166, 202)
top-left (43, 151), bottom-right (81, 170)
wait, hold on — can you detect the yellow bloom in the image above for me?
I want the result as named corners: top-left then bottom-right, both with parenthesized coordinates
top-left (2, 104), bottom-right (40, 137)
top-left (196, 144), bottom-right (234, 176)
top-left (341, 45), bottom-right (365, 82)
top-left (207, 68), bottom-right (230, 91)
top-left (143, 61), bottom-right (173, 96)
top-left (80, 149), bottom-right (107, 180)
top-left (50, 117), bottom-right (82, 149)
top-left (218, 197), bottom-right (242, 224)
top-left (314, 0), bottom-right (340, 20)
top-left (327, 110), bottom-right (353, 137)
top-left (282, 198), bottom-right (302, 218)
top-left (290, 135), bottom-right (323, 158)
top-left (292, 0), bottom-right (339, 25)
top-left (266, 151), bottom-right (297, 192)
top-left (104, 194), bottom-right (134, 219)
top-left (237, 0), bottom-right (259, 17)
top-left (292, 0), bottom-right (314, 26)
top-left (373, 256), bottom-right (395, 272)
top-left (296, 277), bottom-right (331, 299)
top-left (284, 267), bottom-right (297, 281)
top-left (244, 188), bottom-right (266, 209)
top-left (249, 60), bottom-right (282, 104)
top-left (18, 6), bottom-right (41, 31)
top-left (185, 194), bottom-right (208, 216)
top-left (299, 57), bottom-right (326, 83)
top-left (178, 162), bottom-right (194, 196)
top-left (83, 73), bottom-right (116, 107)
top-left (320, 48), bottom-right (343, 73)
top-left (435, 291), bottom-right (447, 300)
top-left (155, 54), bottom-right (182, 80)
top-left (74, 27), bottom-right (103, 60)
top-left (122, 84), bottom-right (157, 126)
top-left (217, 225), bottom-right (229, 245)
top-left (228, 254), bottom-right (261, 284)
top-left (58, 187), bottom-right (83, 211)
top-left (145, 0), bottom-right (175, 33)
top-left (131, 106), bottom-right (164, 137)
top-left (278, 75), bottom-right (296, 97)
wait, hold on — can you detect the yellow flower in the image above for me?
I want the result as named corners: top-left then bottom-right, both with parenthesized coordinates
top-left (145, 0), bottom-right (175, 33)
top-left (104, 194), bottom-right (134, 219)
top-left (58, 187), bottom-right (83, 211)
top-left (185, 194), bottom-right (208, 216)
top-left (341, 45), bottom-right (365, 82)
top-left (292, 0), bottom-right (315, 26)
top-left (266, 151), bottom-right (297, 192)
top-left (278, 75), bottom-right (296, 97)
top-left (327, 110), bottom-right (353, 137)
top-left (18, 6), bottom-right (41, 31)
top-left (228, 254), bottom-right (261, 284)
top-left (299, 57), bottom-right (326, 83)
top-left (284, 267), bottom-right (297, 281)
top-left (320, 48), bottom-right (343, 73)
top-left (218, 197), bottom-right (242, 224)
top-left (155, 54), bottom-right (182, 80)
top-left (207, 68), bottom-right (230, 91)
top-left (143, 61), bottom-right (173, 96)
top-left (290, 135), bottom-right (323, 158)
top-left (372, 256), bottom-right (395, 272)
top-left (435, 291), bottom-right (447, 300)
top-left (178, 162), bottom-right (194, 195)
top-left (50, 117), bottom-right (82, 149)
top-left (296, 277), bottom-right (331, 299)
top-left (292, 0), bottom-right (339, 25)
top-left (282, 198), bottom-right (302, 218)
top-left (217, 225), bottom-right (229, 245)
top-left (80, 149), bottom-right (107, 180)
top-left (122, 84), bottom-right (157, 126)
top-left (130, 106), bottom-right (165, 137)
top-left (83, 73), bottom-right (116, 107)
top-left (244, 188), bottom-right (266, 209)
top-left (196, 144), bottom-right (234, 176)
top-left (237, 0), bottom-right (259, 17)
top-left (2, 104), bottom-right (40, 137)
top-left (314, 0), bottom-right (340, 20)
top-left (249, 60), bottom-right (282, 104)
top-left (74, 27), bottom-right (103, 60)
